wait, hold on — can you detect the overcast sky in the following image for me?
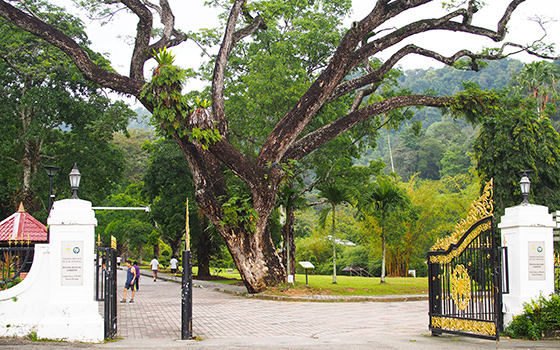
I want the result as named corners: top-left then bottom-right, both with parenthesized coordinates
top-left (62, 0), bottom-right (559, 98)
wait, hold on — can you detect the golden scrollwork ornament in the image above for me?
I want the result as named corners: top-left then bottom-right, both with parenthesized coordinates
top-left (451, 264), bottom-right (471, 310)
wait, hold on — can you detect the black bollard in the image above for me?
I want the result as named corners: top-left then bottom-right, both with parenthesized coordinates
top-left (181, 250), bottom-right (193, 339)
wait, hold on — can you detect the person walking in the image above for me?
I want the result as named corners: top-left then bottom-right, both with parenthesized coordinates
top-left (169, 256), bottom-right (179, 279)
top-left (133, 261), bottom-right (140, 291)
top-left (121, 260), bottom-right (136, 303)
top-left (150, 256), bottom-right (159, 282)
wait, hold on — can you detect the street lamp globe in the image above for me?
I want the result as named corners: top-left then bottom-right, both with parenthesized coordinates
top-left (69, 163), bottom-right (82, 199)
top-left (518, 170), bottom-right (532, 205)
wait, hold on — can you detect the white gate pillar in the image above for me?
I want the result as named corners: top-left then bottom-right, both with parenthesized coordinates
top-left (498, 204), bottom-right (555, 326)
top-left (37, 198), bottom-right (104, 342)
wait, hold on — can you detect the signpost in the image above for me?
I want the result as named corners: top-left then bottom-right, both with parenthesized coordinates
top-left (299, 261), bottom-right (314, 286)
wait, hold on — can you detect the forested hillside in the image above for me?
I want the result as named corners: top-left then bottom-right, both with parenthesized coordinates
top-left (367, 59), bottom-right (560, 181)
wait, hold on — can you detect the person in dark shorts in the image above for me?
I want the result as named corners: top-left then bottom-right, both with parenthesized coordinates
top-left (150, 256), bottom-right (159, 281)
top-left (121, 260), bottom-right (137, 303)
top-left (169, 256), bottom-right (179, 279)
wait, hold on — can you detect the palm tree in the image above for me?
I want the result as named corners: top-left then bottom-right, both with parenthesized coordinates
top-left (318, 184), bottom-right (351, 284)
top-left (514, 61), bottom-right (559, 115)
top-left (357, 176), bottom-right (410, 283)
top-left (277, 184), bottom-right (307, 280)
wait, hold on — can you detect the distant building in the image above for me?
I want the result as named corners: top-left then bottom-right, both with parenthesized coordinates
top-left (0, 204), bottom-right (47, 277)
top-left (325, 235), bottom-right (356, 246)
top-left (0, 203), bottom-right (47, 246)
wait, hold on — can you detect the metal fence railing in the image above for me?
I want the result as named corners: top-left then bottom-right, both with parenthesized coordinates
top-left (0, 246), bottom-right (34, 290)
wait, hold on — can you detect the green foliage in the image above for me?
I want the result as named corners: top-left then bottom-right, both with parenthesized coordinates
top-left (140, 50), bottom-right (220, 150)
top-left (472, 92), bottom-right (560, 217)
top-left (220, 186), bottom-right (258, 234)
top-left (96, 183), bottom-right (152, 259)
top-left (446, 82), bottom-right (500, 125)
top-left (140, 63), bottom-right (191, 138)
top-left (505, 294), bottom-right (560, 340)
top-left (317, 184), bottom-right (352, 229)
top-left (0, 277), bottom-right (22, 291)
top-left (191, 127), bottom-right (222, 150)
top-left (151, 47), bottom-right (176, 66)
top-left (112, 128), bottom-right (157, 183)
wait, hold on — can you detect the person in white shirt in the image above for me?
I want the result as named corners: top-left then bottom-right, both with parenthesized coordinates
top-left (150, 256), bottom-right (159, 282)
top-left (169, 256), bottom-right (179, 279)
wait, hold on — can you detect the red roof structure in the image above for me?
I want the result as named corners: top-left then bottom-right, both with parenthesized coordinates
top-left (0, 203), bottom-right (47, 244)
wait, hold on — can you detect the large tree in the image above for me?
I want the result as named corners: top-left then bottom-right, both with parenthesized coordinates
top-left (0, 1), bottom-right (132, 218)
top-left (469, 89), bottom-right (560, 218)
top-left (1, 0), bottom-right (557, 292)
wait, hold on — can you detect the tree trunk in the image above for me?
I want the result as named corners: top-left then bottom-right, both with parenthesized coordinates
top-left (195, 223), bottom-right (212, 277)
top-left (280, 207), bottom-right (296, 277)
top-left (220, 224), bottom-right (284, 293)
top-left (381, 224), bottom-right (386, 283)
top-left (332, 205), bottom-right (337, 284)
top-left (152, 243), bottom-right (159, 259)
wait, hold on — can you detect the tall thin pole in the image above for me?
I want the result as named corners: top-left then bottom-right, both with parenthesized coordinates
top-left (185, 198), bottom-right (190, 251)
top-left (181, 197), bottom-right (193, 340)
top-left (48, 175), bottom-right (54, 215)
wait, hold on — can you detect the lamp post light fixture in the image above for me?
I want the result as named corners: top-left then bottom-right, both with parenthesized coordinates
top-left (69, 163), bottom-right (82, 199)
top-left (44, 165), bottom-right (60, 215)
top-left (518, 170), bottom-right (533, 205)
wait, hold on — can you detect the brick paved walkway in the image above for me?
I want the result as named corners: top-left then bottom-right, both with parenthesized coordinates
top-left (113, 269), bottom-right (429, 341)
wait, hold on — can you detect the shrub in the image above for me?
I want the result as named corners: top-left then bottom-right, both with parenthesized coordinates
top-left (505, 293), bottom-right (560, 340)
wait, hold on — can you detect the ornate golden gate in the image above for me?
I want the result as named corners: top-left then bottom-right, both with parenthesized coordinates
top-left (427, 180), bottom-right (503, 340)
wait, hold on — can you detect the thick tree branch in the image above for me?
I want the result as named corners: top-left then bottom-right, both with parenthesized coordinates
top-left (144, 1), bottom-right (189, 58)
top-left (232, 14), bottom-right (266, 43)
top-left (172, 134), bottom-right (225, 227)
top-left (256, 0), bottom-right (432, 166)
top-left (283, 95), bottom-right (451, 162)
top-left (0, 1), bottom-right (144, 96)
top-left (212, 0), bottom-right (245, 134)
top-left (350, 1), bottom-right (525, 71)
top-left (121, 0), bottom-right (153, 81)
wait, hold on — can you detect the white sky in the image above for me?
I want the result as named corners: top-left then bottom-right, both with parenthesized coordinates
top-left (61, 0), bottom-right (560, 104)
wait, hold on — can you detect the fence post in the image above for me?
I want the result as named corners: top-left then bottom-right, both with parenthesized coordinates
top-left (181, 250), bottom-right (193, 339)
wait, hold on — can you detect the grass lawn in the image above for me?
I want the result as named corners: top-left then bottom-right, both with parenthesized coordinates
top-left (267, 274), bottom-right (428, 296)
top-left (139, 264), bottom-right (428, 296)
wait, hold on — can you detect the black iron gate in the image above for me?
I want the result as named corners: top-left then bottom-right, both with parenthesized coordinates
top-left (0, 246), bottom-right (34, 289)
top-left (427, 180), bottom-right (503, 340)
top-left (96, 247), bottom-right (117, 339)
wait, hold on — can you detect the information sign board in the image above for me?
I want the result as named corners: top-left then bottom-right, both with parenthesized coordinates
top-left (299, 261), bottom-right (314, 269)
top-left (61, 241), bottom-right (84, 286)
top-left (528, 241), bottom-right (545, 280)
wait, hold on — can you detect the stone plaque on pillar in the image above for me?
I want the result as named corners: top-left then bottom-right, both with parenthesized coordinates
top-left (61, 241), bottom-right (84, 285)
top-left (528, 241), bottom-right (545, 280)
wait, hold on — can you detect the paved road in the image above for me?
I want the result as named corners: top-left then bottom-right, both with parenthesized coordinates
top-left (118, 268), bottom-right (428, 340)
top-left (0, 269), bottom-right (557, 349)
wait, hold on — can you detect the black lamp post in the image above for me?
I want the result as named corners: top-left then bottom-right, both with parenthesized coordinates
top-left (44, 165), bottom-right (60, 215)
top-left (69, 163), bottom-right (82, 199)
top-left (518, 170), bottom-right (533, 204)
